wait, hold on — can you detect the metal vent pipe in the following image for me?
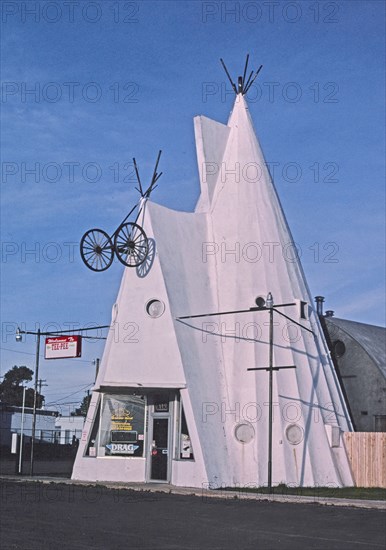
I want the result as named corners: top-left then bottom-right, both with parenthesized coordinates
top-left (314, 296), bottom-right (325, 316)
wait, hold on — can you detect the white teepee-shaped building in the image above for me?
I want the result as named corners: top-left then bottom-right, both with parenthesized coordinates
top-left (72, 92), bottom-right (354, 489)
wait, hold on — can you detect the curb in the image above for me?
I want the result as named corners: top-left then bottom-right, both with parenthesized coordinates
top-left (1, 475), bottom-right (385, 510)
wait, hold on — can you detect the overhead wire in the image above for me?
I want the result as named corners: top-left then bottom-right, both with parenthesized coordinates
top-left (0, 346), bottom-right (97, 364)
top-left (44, 383), bottom-right (93, 406)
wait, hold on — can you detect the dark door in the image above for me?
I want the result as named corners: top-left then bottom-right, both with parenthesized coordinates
top-left (150, 418), bottom-right (169, 481)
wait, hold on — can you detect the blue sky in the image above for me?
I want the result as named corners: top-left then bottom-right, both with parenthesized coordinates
top-left (1, 0), bottom-right (385, 412)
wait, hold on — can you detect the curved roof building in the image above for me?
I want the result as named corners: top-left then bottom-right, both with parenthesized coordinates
top-left (323, 315), bottom-right (386, 432)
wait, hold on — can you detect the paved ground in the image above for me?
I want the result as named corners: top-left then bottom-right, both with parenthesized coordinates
top-left (1, 480), bottom-right (385, 550)
top-left (0, 457), bottom-right (74, 477)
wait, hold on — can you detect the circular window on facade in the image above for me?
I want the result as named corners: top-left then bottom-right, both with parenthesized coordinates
top-left (146, 299), bottom-right (165, 318)
top-left (333, 340), bottom-right (346, 358)
top-left (234, 422), bottom-right (255, 444)
top-left (285, 424), bottom-right (304, 445)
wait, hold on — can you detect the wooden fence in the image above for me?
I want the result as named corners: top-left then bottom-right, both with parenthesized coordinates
top-left (343, 432), bottom-right (386, 488)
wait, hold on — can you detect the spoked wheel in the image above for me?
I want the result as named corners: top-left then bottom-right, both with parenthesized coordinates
top-left (80, 229), bottom-right (114, 272)
top-left (114, 222), bottom-right (149, 267)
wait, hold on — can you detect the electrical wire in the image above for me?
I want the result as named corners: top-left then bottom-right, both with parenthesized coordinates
top-left (0, 346), bottom-right (97, 364)
top-left (44, 383), bottom-right (93, 406)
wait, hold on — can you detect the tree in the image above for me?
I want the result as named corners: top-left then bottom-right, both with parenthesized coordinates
top-left (0, 366), bottom-right (44, 408)
top-left (73, 393), bottom-right (91, 417)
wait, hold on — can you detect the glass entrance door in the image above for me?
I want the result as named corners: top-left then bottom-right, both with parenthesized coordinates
top-left (150, 417), bottom-right (169, 481)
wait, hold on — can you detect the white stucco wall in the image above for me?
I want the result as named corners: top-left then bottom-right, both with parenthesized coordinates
top-left (72, 94), bottom-right (354, 488)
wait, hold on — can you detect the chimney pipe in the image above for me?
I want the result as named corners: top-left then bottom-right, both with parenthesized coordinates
top-left (325, 310), bottom-right (334, 317)
top-left (314, 296), bottom-right (325, 316)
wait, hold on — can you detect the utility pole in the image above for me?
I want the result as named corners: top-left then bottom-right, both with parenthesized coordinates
top-left (93, 358), bottom-right (100, 382)
top-left (38, 379), bottom-right (48, 406)
top-left (30, 328), bottom-right (41, 476)
top-left (268, 301), bottom-right (274, 491)
top-left (18, 385), bottom-right (26, 475)
top-left (247, 297), bottom-right (297, 493)
top-left (15, 323), bottom-right (110, 476)
top-left (177, 293), bottom-right (315, 494)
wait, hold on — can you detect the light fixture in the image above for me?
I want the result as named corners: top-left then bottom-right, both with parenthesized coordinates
top-left (255, 296), bottom-right (266, 308)
top-left (13, 323), bottom-right (109, 475)
top-left (177, 292), bottom-right (315, 494)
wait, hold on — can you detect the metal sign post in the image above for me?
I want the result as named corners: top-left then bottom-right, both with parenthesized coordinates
top-left (15, 324), bottom-right (110, 476)
top-left (18, 385), bottom-right (26, 475)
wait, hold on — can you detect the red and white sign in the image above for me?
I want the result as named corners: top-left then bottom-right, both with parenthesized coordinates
top-left (45, 335), bottom-right (82, 360)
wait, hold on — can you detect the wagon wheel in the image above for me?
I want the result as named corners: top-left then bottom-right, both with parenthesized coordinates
top-left (114, 222), bottom-right (149, 267)
top-left (80, 229), bottom-right (114, 272)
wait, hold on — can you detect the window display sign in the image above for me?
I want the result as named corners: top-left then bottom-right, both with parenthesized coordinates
top-left (179, 405), bottom-right (194, 460)
top-left (100, 395), bottom-right (145, 457)
top-left (106, 443), bottom-right (139, 455)
top-left (181, 435), bottom-right (192, 458)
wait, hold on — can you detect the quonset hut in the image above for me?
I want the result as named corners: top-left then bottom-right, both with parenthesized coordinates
top-left (322, 313), bottom-right (386, 432)
top-left (72, 66), bottom-right (354, 489)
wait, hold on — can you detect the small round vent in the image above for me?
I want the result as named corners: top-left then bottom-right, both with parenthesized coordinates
top-left (285, 424), bottom-right (304, 445)
top-left (234, 423), bottom-right (255, 444)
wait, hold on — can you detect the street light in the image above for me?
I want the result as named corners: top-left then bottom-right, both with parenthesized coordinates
top-left (247, 292), bottom-right (315, 492)
top-left (15, 323), bottom-right (110, 475)
top-left (15, 327), bottom-right (41, 476)
top-left (265, 292), bottom-right (273, 309)
top-left (268, 293), bottom-right (275, 492)
top-left (249, 292), bottom-right (295, 492)
top-left (18, 384), bottom-right (27, 475)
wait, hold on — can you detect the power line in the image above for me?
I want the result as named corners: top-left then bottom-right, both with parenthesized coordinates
top-left (0, 346), bottom-right (97, 364)
top-left (48, 401), bottom-right (87, 407)
top-left (43, 381), bottom-right (95, 393)
top-left (45, 383), bottom-right (93, 405)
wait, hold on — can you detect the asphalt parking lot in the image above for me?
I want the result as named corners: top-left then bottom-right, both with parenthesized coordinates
top-left (1, 480), bottom-right (385, 550)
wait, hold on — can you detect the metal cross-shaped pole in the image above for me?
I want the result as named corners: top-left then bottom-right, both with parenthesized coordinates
top-left (177, 292), bottom-right (315, 494)
top-left (247, 298), bottom-right (297, 493)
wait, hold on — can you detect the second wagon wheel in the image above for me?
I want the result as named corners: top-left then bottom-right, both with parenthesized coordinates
top-left (80, 229), bottom-right (114, 272)
top-left (114, 222), bottom-right (149, 267)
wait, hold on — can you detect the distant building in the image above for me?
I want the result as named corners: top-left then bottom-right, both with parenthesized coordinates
top-left (321, 312), bottom-right (386, 432)
top-left (54, 416), bottom-right (84, 445)
top-left (0, 404), bottom-right (58, 449)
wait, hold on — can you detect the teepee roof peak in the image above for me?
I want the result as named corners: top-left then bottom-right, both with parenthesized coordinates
top-left (220, 54), bottom-right (263, 96)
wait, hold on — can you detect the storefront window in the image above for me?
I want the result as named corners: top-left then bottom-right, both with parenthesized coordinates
top-left (179, 404), bottom-right (194, 460)
top-left (99, 394), bottom-right (146, 457)
top-left (85, 400), bottom-right (100, 456)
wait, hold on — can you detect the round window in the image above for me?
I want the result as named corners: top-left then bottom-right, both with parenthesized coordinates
top-left (285, 424), bottom-right (304, 445)
top-left (146, 299), bottom-right (165, 318)
top-left (234, 423), bottom-right (255, 444)
top-left (333, 340), bottom-right (346, 358)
